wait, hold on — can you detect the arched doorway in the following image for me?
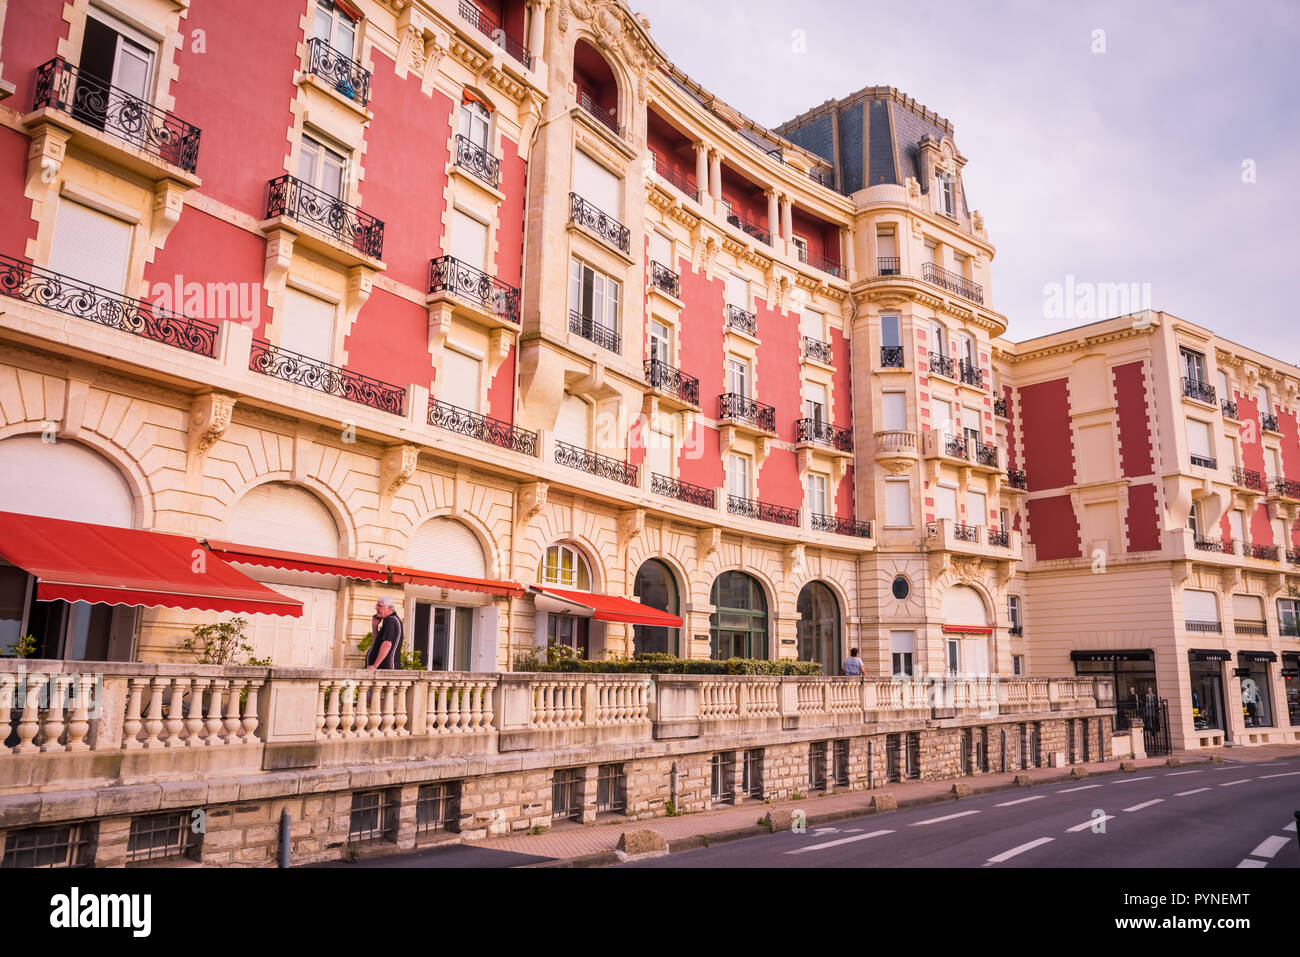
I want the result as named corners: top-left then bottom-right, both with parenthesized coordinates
top-left (710, 571), bottom-right (767, 660)
top-left (573, 38), bottom-right (619, 134)
top-left (797, 581), bottom-right (841, 674)
top-left (405, 517), bottom-right (491, 672)
top-left (940, 583), bottom-right (991, 675)
top-left (536, 542), bottom-right (593, 657)
top-left (632, 559), bottom-right (679, 656)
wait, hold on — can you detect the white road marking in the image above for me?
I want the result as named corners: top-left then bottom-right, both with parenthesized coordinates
top-left (1285, 822), bottom-right (1297, 833)
top-left (1252, 762), bottom-right (1285, 767)
top-left (812, 828), bottom-right (840, 835)
top-left (1260, 771), bottom-right (1300, 780)
top-left (996, 795), bottom-right (1046, 807)
top-left (1175, 787), bottom-right (1211, 796)
top-left (1113, 776), bottom-right (1154, 783)
top-left (910, 810), bottom-right (981, 826)
top-left (1237, 859), bottom-right (1267, 868)
top-left (1066, 814), bottom-right (1115, 833)
top-left (785, 829), bottom-right (893, 855)
top-left (844, 828), bottom-right (863, 833)
top-left (1057, 784), bottom-right (1102, 794)
top-left (987, 836), bottom-right (1054, 864)
top-left (1166, 770), bottom-right (1204, 777)
top-left (1250, 836), bottom-right (1292, 859)
top-left (1123, 799), bottom-right (1165, 812)
top-left (1219, 778), bottom-right (1252, 787)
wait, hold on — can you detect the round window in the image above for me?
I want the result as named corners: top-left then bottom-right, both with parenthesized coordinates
top-left (891, 575), bottom-right (911, 601)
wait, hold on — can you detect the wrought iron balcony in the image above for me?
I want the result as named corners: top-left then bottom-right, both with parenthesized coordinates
top-left (1193, 536), bottom-right (1235, 554)
top-left (880, 345), bottom-right (904, 368)
top-left (802, 336), bottom-right (833, 364)
top-left (993, 396), bottom-right (1008, 418)
top-left (942, 433), bottom-right (969, 460)
top-left (988, 527), bottom-right (1010, 548)
top-left (32, 57), bottom-right (201, 173)
top-left (568, 310), bottom-right (620, 353)
top-left (929, 353), bottom-right (955, 379)
top-left (428, 398), bottom-right (537, 456)
top-left (795, 246), bottom-right (841, 277)
top-left (877, 256), bottom-right (900, 276)
top-left (459, 0), bottom-right (532, 70)
top-left (1262, 412), bottom-right (1280, 432)
top-left (1289, 549), bottom-right (1300, 566)
top-left (1007, 468), bottom-right (1028, 490)
top-left (649, 260), bottom-right (680, 298)
top-left (928, 520), bottom-right (980, 544)
top-left (725, 210), bottom-right (770, 245)
top-left (454, 133), bottom-right (501, 189)
top-left (1185, 619), bottom-right (1222, 634)
top-left (648, 152), bottom-right (699, 203)
top-left (1221, 399), bottom-right (1238, 419)
top-left (974, 442), bottom-right (1000, 468)
top-left (796, 418), bottom-right (853, 452)
top-left (1236, 619), bottom-right (1269, 635)
top-left (651, 473), bottom-right (714, 508)
top-left (555, 439), bottom-right (636, 486)
top-left (1248, 543), bottom-right (1279, 561)
top-left (922, 261), bottom-right (984, 304)
top-left (726, 304), bottom-right (757, 335)
top-left (0, 253), bottom-right (218, 357)
top-left (1230, 466), bottom-right (1266, 492)
top-left (428, 256), bottom-right (520, 324)
top-left (810, 513), bottom-right (871, 538)
top-left (1271, 477), bottom-right (1300, 500)
top-left (644, 358), bottom-right (699, 407)
top-left (719, 393), bottom-right (776, 432)
top-left (958, 358), bottom-right (984, 388)
top-left (306, 37), bottom-right (371, 106)
top-left (1181, 376), bottom-right (1216, 404)
top-left (577, 88), bottom-right (620, 136)
top-left (249, 342), bottom-right (405, 415)
top-left (1009, 625), bottom-right (1023, 637)
top-left (1190, 453), bottom-right (1216, 469)
top-left (569, 192), bottom-right (630, 254)
top-left (728, 494), bottom-right (798, 527)
top-left (265, 175), bottom-right (384, 259)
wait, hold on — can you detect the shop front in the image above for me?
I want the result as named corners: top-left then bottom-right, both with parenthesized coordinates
top-left (1236, 650), bottom-right (1276, 729)
top-left (1283, 652), bottom-right (1299, 726)
top-left (1070, 649), bottom-right (1158, 705)
top-left (1187, 648), bottom-right (1231, 732)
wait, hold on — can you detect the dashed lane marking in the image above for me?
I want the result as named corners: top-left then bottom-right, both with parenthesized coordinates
top-left (1057, 784), bottom-right (1102, 794)
top-left (1113, 776), bottom-right (1155, 783)
top-left (986, 837), bottom-right (1054, 864)
top-left (1123, 799), bottom-right (1165, 812)
top-left (1219, 778), bottom-right (1252, 787)
top-left (1237, 859), bottom-right (1268, 868)
top-left (1285, 822), bottom-right (1297, 833)
top-left (996, 795), bottom-right (1046, 807)
top-left (1165, 770), bottom-right (1204, 777)
top-left (1066, 814), bottom-right (1115, 833)
top-left (785, 829), bottom-right (893, 855)
top-left (910, 810), bottom-right (982, 827)
top-left (1260, 771), bottom-right (1300, 780)
top-left (1250, 836), bottom-right (1292, 859)
top-left (1175, 787), bottom-right (1211, 796)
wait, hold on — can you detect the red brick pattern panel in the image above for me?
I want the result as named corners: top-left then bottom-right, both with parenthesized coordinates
top-left (1018, 378), bottom-right (1074, 491)
top-left (1112, 360), bottom-right (1153, 477)
top-left (1124, 482), bottom-right (1161, 552)
top-left (1027, 494), bottom-right (1082, 560)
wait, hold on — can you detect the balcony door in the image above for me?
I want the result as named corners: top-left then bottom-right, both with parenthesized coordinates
top-left (440, 347), bottom-right (482, 411)
top-left (931, 397), bottom-right (953, 435)
top-left (726, 273), bottom-right (749, 310)
top-left (647, 427), bottom-right (673, 479)
top-left (804, 472), bottom-right (827, 516)
top-left (573, 149), bottom-right (621, 217)
top-left (881, 313), bottom-right (901, 349)
top-left (962, 406), bottom-right (981, 450)
top-left (299, 134), bottom-right (347, 199)
top-left (569, 258), bottom-right (620, 333)
top-left (1180, 349), bottom-right (1207, 385)
top-left (554, 393), bottom-right (590, 449)
top-left (805, 382), bottom-right (827, 426)
top-left (313, 0), bottom-right (358, 57)
top-left (411, 603), bottom-right (474, 672)
top-left (48, 199), bottom-right (133, 295)
top-left (459, 99), bottom-right (491, 151)
top-left (727, 453), bottom-right (750, 499)
top-left (650, 231), bottom-right (673, 271)
top-left (727, 356), bottom-right (749, 399)
top-left (648, 319), bottom-right (671, 366)
top-left (77, 12), bottom-right (156, 132)
top-left (967, 489), bottom-right (987, 528)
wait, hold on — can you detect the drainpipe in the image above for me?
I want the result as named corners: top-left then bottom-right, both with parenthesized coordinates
top-left (669, 761), bottom-right (678, 811)
top-left (278, 807), bottom-right (291, 868)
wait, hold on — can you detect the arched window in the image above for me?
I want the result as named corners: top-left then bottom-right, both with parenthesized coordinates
top-left (407, 517), bottom-right (486, 578)
top-left (0, 436), bottom-right (133, 527)
top-left (797, 581), bottom-right (841, 674)
top-left (538, 543), bottom-right (590, 590)
top-left (573, 38), bottom-right (619, 134)
top-left (632, 559), bottom-right (679, 656)
top-left (940, 584), bottom-right (991, 675)
top-left (710, 571), bottom-right (767, 660)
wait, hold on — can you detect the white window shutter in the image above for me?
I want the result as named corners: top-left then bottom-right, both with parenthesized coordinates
top-left (936, 486), bottom-right (958, 523)
top-left (226, 483), bottom-right (340, 556)
top-left (440, 349), bottom-right (482, 408)
top-left (280, 288), bottom-right (336, 361)
top-left (573, 151), bottom-right (620, 217)
top-left (555, 394), bottom-right (589, 447)
top-left (882, 392), bottom-right (907, 431)
top-left (449, 210), bottom-right (489, 272)
top-left (49, 200), bottom-right (133, 294)
top-left (1183, 589), bottom-right (1219, 622)
top-left (407, 517), bottom-right (487, 578)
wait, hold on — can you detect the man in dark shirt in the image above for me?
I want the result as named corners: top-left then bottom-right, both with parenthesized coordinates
top-left (365, 597), bottom-right (403, 669)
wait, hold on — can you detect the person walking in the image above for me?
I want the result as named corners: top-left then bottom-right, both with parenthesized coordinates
top-left (842, 647), bottom-right (865, 676)
top-left (365, 597), bottom-right (404, 670)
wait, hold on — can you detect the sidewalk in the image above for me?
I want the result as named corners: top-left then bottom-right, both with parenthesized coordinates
top-left (464, 744), bottom-right (1300, 866)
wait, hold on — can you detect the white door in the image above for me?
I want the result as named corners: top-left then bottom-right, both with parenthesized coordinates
top-left (449, 210), bottom-right (489, 272)
top-left (247, 583), bottom-right (338, 668)
top-left (48, 200), bottom-right (133, 294)
top-left (280, 288), bottom-right (336, 361)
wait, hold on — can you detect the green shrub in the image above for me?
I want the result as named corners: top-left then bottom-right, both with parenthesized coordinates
top-left (181, 617), bottom-right (268, 666)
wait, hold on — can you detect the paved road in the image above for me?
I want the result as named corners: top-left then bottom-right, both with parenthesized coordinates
top-left (311, 843), bottom-right (550, 868)
top-left (624, 760), bottom-right (1300, 868)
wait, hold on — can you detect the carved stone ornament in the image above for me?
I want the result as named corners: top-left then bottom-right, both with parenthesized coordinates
top-left (619, 507), bottom-right (645, 544)
top-left (379, 444), bottom-right (419, 497)
top-left (519, 480), bottom-right (549, 519)
top-left (187, 392), bottom-right (236, 456)
top-left (696, 525), bottom-right (721, 561)
top-left (784, 543), bottom-right (806, 577)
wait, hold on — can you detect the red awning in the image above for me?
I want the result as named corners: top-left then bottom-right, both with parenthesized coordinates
top-left (390, 565), bottom-right (523, 598)
top-left (530, 585), bottom-right (683, 627)
top-left (0, 511), bottom-right (302, 617)
top-left (202, 540), bottom-right (390, 582)
top-left (941, 625), bottom-right (994, 635)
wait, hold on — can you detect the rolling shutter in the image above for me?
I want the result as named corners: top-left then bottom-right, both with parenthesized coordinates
top-left (936, 486), bottom-right (958, 523)
top-left (1232, 593), bottom-right (1264, 621)
top-left (1185, 418), bottom-right (1212, 459)
top-left (407, 517), bottom-right (486, 579)
top-left (226, 484), bottom-right (340, 556)
top-left (554, 394), bottom-right (589, 447)
top-left (449, 210), bottom-right (489, 272)
top-left (48, 200), bottom-right (132, 294)
top-left (942, 584), bottom-right (988, 626)
top-left (882, 392), bottom-right (907, 431)
top-left (650, 232), bottom-right (672, 268)
top-left (967, 490), bottom-right (987, 526)
top-left (726, 273), bottom-right (749, 308)
top-left (647, 428), bottom-right (673, 478)
top-left (1183, 589), bottom-right (1219, 622)
top-left (573, 150), bottom-right (620, 216)
top-left (280, 288), bottom-right (336, 362)
top-left (885, 480), bottom-right (910, 526)
top-left (440, 348), bottom-right (482, 406)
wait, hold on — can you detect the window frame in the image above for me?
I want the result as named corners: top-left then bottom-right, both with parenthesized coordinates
top-left (538, 543), bottom-right (591, 590)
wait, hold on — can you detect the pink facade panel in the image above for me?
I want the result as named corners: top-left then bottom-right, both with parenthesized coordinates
top-left (1027, 494), bottom-right (1082, 560)
top-left (1112, 360), bottom-right (1153, 477)
top-left (1125, 482), bottom-right (1161, 552)
top-left (1018, 378), bottom-right (1075, 491)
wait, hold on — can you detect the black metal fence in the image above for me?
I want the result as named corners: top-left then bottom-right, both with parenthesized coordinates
top-left (1114, 698), bottom-right (1172, 756)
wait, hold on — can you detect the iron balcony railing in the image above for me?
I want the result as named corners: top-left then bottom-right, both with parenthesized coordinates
top-left (1009, 625), bottom-right (1023, 637)
top-left (1289, 549), bottom-right (1300, 566)
top-left (1007, 468), bottom-right (1028, 490)
top-left (974, 442), bottom-right (1000, 468)
top-left (810, 513), bottom-right (871, 538)
top-left (958, 358), bottom-right (984, 388)
top-left (943, 433), bottom-right (969, 460)
top-left (1271, 477), bottom-right (1300, 500)
top-left (33, 57), bottom-right (201, 173)
top-left (880, 345), bottom-right (904, 368)
top-left (266, 174), bottom-right (385, 259)
top-left (649, 260), bottom-right (680, 298)
top-left (0, 253), bottom-right (218, 357)
top-left (728, 494), bottom-right (798, 527)
top-left (1221, 398), bottom-right (1238, 419)
top-left (1230, 466), bottom-right (1266, 492)
top-left (555, 440), bottom-right (636, 486)
top-left (796, 418), bottom-right (853, 452)
top-left (651, 473), bottom-right (714, 508)
top-left (1248, 543), bottom-right (1279, 562)
top-left (726, 304), bottom-right (757, 335)
top-left (1262, 413), bottom-right (1280, 432)
top-left (802, 336), bottom-right (833, 364)
top-left (929, 353), bottom-right (956, 378)
top-left (795, 246), bottom-right (841, 277)
top-left (1190, 453), bottom-right (1217, 469)
top-left (928, 520), bottom-right (979, 544)
top-left (306, 37), bottom-right (371, 106)
top-left (993, 396), bottom-right (1008, 417)
top-left (1235, 619), bottom-right (1269, 635)
top-left (459, 0), bottom-right (532, 70)
top-left (568, 310), bottom-right (620, 353)
top-left (577, 89), bottom-right (620, 135)
top-left (922, 261), bottom-right (984, 304)
top-left (1185, 619), bottom-right (1222, 634)
top-left (1182, 376), bottom-right (1216, 404)
top-left (428, 398), bottom-right (537, 456)
top-left (249, 342), bottom-right (405, 415)
top-left (1193, 536), bottom-right (1235, 554)
top-left (644, 357), bottom-right (699, 407)
top-left (648, 152), bottom-right (699, 202)
top-left (988, 527), bottom-right (1010, 548)
top-left (428, 256), bottom-right (520, 324)
top-left (877, 256), bottom-right (901, 276)
top-left (725, 210), bottom-right (770, 245)
top-left (454, 133), bottom-right (501, 189)
top-left (719, 392), bottom-right (776, 432)
top-left (569, 192), bottom-right (630, 254)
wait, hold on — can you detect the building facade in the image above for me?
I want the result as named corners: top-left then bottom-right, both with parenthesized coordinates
top-left (0, 0), bottom-right (1295, 754)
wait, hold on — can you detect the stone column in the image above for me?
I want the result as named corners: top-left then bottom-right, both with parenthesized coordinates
top-left (708, 150), bottom-right (722, 202)
top-left (841, 225), bottom-right (855, 279)
top-left (526, 0), bottom-right (549, 64)
top-left (780, 195), bottom-right (793, 243)
top-left (766, 190), bottom-right (779, 244)
top-left (695, 142), bottom-right (709, 203)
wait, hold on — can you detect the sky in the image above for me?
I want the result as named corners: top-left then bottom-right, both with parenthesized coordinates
top-left (632, 0), bottom-right (1300, 360)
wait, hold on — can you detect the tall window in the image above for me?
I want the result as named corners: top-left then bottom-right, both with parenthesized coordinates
top-left (313, 0), bottom-right (358, 55)
top-left (726, 273), bottom-right (749, 310)
top-left (1180, 348), bottom-right (1207, 384)
top-left (882, 392), bottom-right (907, 431)
top-left (648, 319), bottom-right (671, 365)
top-left (459, 99), bottom-right (491, 150)
top-left (1008, 595), bottom-right (1022, 628)
top-left (727, 356), bottom-right (749, 398)
top-left (1229, 510), bottom-right (1246, 544)
top-left (80, 9), bottom-right (155, 100)
top-left (940, 176), bottom-right (955, 216)
top-left (967, 489), bottom-right (987, 527)
top-left (884, 479), bottom-right (911, 527)
top-left (805, 382), bottom-right (827, 425)
top-left (947, 639), bottom-right (960, 674)
top-left (890, 630), bottom-right (915, 677)
top-left (1279, 598), bottom-right (1300, 637)
top-left (48, 199), bottom-right (133, 294)
top-left (930, 320), bottom-right (949, 358)
top-left (569, 258), bottom-right (620, 332)
top-left (299, 134), bottom-right (347, 198)
top-left (710, 572), bottom-right (768, 660)
top-left (1185, 417), bottom-right (1214, 467)
top-left (797, 582), bottom-right (840, 674)
top-left (881, 313), bottom-right (901, 349)
top-left (538, 544), bottom-right (590, 590)
top-left (633, 559), bottom-right (679, 656)
top-left (727, 453), bottom-right (750, 499)
top-left (804, 472), bottom-right (828, 516)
